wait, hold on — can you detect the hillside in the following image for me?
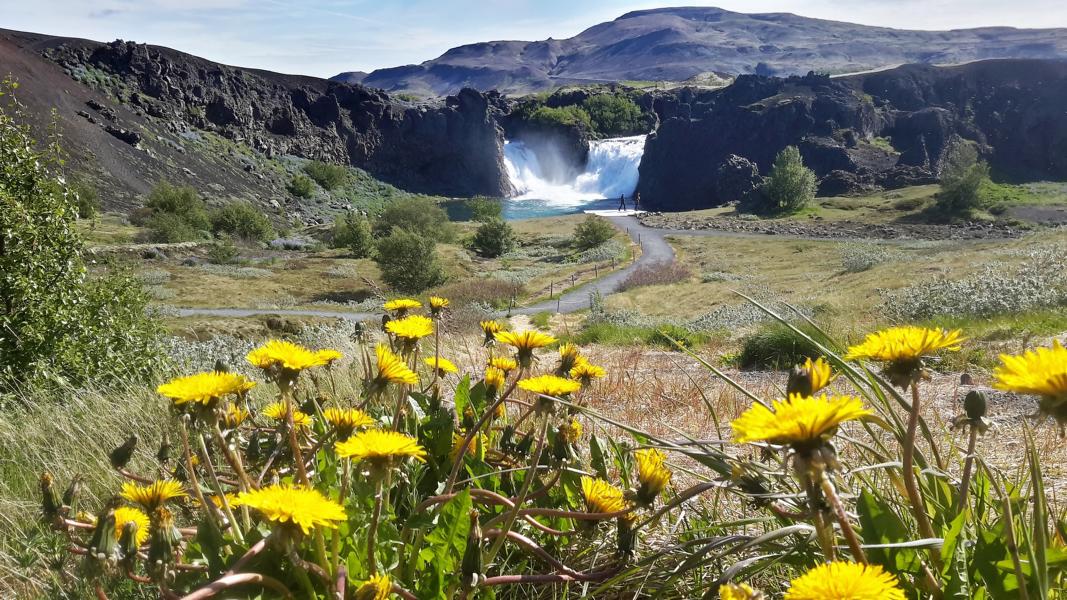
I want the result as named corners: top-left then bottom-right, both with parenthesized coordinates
top-left (0, 28), bottom-right (510, 221)
top-left (347, 6), bottom-right (1067, 96)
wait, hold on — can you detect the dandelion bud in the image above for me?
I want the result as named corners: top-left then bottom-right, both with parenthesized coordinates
top-left (964, 390), bottom-right (987, 420)
top-left (62, 475), bottom-right (84, 513)
top-left (719, 582), bottom-right (765, 600)
top-left (87, 508), bottom-right (118, 560)
top-left (157, 431), bottom-right (171, 464)
top-left (634, 448), bottom-right (672, 506)
top-left (214, 358), bottom-right (230, 373)
top-left (40, 472), bottom-right (61, 521)
top-left (461, 510), bottom-right (483, 590)
top-left (616, 514), bottom-right (637, 558)
top-left (118, 521), bottom-right (140, 567)
top-left (246, 433), bottom-right (262, 462)
top-left (148, 507), bottom-right (181, 576)
top-left (109, 435), bottom-right (138, 470)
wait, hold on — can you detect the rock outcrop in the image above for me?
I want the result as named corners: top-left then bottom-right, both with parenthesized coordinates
top-left (637, 60), bottom-right (1067, 210)
top-left (36, 36), bottom-right (511, 198)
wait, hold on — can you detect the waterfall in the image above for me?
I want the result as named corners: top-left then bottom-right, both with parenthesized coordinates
top-left (503, 135), bottom-right (646, 206)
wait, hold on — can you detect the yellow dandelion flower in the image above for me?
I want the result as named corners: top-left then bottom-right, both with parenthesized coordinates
top-left (354, 574), bottom-right (392, 600)
top-left (424, 356), bottom-right (459, 374)
top-left (570, 358), bottom-right (606, 384)
top-left (480, 320), bottom-right (504, 336)
top-left (731, 394), bottom-right (871, 448)
top-left (247, 339), bottom-right (330, 372)
top-left (720, 583), bottom-right (763, 600)
top-left (580, 476), bottom-right (629, 515)
top-left (384, 298), bottom-right (422, 314)
top-left (557, 343), bottom-right (583, 374)
top-left (233, 484), bottom-right (346, 535)
top-left (488, 356), bottom-right (518, 372)
top-left (220, 403), bottom-right (249, 429)
top-left (994, 340), bottom-right (1067, 426)
top-left (428, 296), bottom-right (450, 315)
top-left (335, 429), bottom-right (427, 467)
top-left (484, 367), bottom-right (507, 400)
top-left (518, 374), bottom-right (581, 397)
top-left (635, 448), bottom-right (672, 503)
top-left (209, 493), bottom-right (238, 509)
top-left (450, 431), bottom-right (488, 463)
top-left (495, 330), bottom-right (556, 351)
top-left (120, 480), bottom-right (187, 510)
top-left (788, 357), bottom-right (835, 397)
top-left (316, 349), bottom-right (344, 366)
top-left (322, 407), bottom-right (376, 439)
top-left (559, 418), bottom-right (583, 444)
top-left (369, 344), bottom-right (419, 391)
top-left (846, 326), bottom-right (964, 386)
top-left (262, 402), bottom-right (312, 428)
top-left (785, 561), bottom-right (905, 600)
top-left (386, 315), bottom-right (434, 342)
top-left (114, 506), bottom-right (150, 546)
top-left (157, 371), bottom-right (255, 406)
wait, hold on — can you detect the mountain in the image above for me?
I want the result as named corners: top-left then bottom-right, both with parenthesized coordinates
top-left (344, 6), bottom-right (1067, 96)
top-left (0, 28), bottom-right (510, 221)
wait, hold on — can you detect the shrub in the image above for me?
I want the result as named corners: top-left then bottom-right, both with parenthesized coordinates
top-left (471, 218), bottom-right (516, 258)
top-left (839, 242), bottom-right (894, 273)
top-left (332, 212), bottom-right (375, 258)
top-left (433, 277), bottom-right (523, 310)
top-left (937, 139), bottom-right (990, 214)
top-left (760, 145), bottom-right (817, 215)
top-left (303, 160), bottom-right (348, 190)
top-left (71, 180), bottom-right (99, 219)
top-left (374, 227), bottom-right (446, 293)
top-left (207, 238), bottom-right (239, 265)
top-left (210, 201), bottom-right (275, 242)
top-left (465, 196), bottom-right (503, 222)
top-left (617, 261), bottom-right (692, 291)
top-left (373, 197), bottom-right (454, 242)
top-left (737, 322), bottom-right (824, 369)
top-left (288, 173), bottom-right (315, 198)
top-left (573, 215), bottom-right (615, 250)
top-left (0, 84), bottom-right (162, 389)
top-left (142, 181), bottom-right (211, 242)
top-left (527, 105), bottom-right (592, 130)
top-left (582, 94), bottom-right (645, 136)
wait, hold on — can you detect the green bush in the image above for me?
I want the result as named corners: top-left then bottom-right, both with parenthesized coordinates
top-left (937, 140), bottom-right (990, 214)
top-left (332, 212), bottom-right (375, 258)
top-left (210, 201), bottom-right (275, 242)
top-left (288, 173), bottom-right (315, 198)
top-left (582, 94), bottom-right (644, 136)
top-left (374, 228), bottom-right (446, 293)
top-left (303, 160), bottom-right (348, 191)
top-left (373, 197), bottom-right (453, 242)
top-left (71, 180), bottom-right (100, 220)
top-left (760, 146), bottom-right (817, 215)
top-left (471, 218), bottom-right (516, 258)
top-left (574, 322), bottom-right (710, 349)
top-left (527, 105), bottom-right (592, 130)
top-left (142, 182), bottom-right (211, 243)
top-left (0, 83), bottom-right (163, 390)
top-left (573, 215), bottom-right (615, 250)
top-left (737, 322), bottom-right (824, 369)
top-left (207, 238), bottom-right (239, 265)
top-left (465, 196), bottom-right (503, 222)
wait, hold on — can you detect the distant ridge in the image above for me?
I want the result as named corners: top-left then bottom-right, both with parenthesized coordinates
top-left (336, 6), bottom-right (1067, 95)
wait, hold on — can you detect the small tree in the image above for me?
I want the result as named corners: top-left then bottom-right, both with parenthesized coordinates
top-left (288, 174), bottom-right (315, 198)
top-left (72, 180), bottom-right (100, 220)
top-left (211, 201), bottom-right (275, 242)
top-left (332, 212), bottom-right (375, 258)
top-left (303, 160), bottom-right (348, 191)
top-left (762, 146), bottom-right (817, 215)
top-left (466, 196), bottom-right (503, 223)
top-left (582, 94), bottom-right (644, 136)
top-left (937, 140), bottom-right (989, 214)
top-left (374, 228), bottom-right (446, 293)
top-left (573, 215), bottom-right (615, 250)
top-left (472, 218), bottom-right (516, 258)
top-left (373, 197), bottom-right (454, 242)
top-left (143, 182), bottom-right (211, 242)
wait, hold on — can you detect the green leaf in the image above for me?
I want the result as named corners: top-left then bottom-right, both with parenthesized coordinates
top-left (420, 490), bottom-right (472, 599)
top-left (856, 490), bottom-right (921, 575)
top-left (589, 435), bottom-right (608, 480)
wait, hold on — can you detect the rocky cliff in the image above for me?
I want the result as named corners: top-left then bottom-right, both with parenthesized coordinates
top-left (636, 60), bottom-right (1067, 210)
top-left (1, 29), bottom-right (511, 214)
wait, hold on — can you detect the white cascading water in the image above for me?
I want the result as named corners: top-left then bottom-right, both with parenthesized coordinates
top-left (503, 135), bottom-right (646, 206)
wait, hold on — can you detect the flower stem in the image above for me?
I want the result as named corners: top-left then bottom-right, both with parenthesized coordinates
top-left (367, 477), bottom-right (385, 575)
top-left (904, 383), bottom-right (940, 568)
top-left (444, 370), bottom-right (523, 494)
top-left (954, 425), bottom-right (979, 513)
top-left (196, 433), bottom-right (245, 545)
top-left (802, 470), bottom-right (836, 561)
top-left (331, 460), bottom-right (350, 576)
top-left (282, 387), bottom-right (310, 487)
top-left (178, 421), bottom-right (226, 543)
top-left (817, 469), bottom-right (867, 563)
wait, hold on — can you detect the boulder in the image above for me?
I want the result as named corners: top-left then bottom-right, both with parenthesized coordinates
top-left (714, 155), bottom-right (762, 202)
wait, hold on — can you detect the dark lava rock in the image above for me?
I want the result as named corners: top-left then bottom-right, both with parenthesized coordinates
top-left (714, 155), bottom-right (763, 203)
top-left (105, 125), bottom-right (141, 145)
top-left (818, 170), bottom-right (880, 196)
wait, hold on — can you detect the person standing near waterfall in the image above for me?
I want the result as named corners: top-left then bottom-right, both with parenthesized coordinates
top-left (618, 194), bottom-right (627, 211)
top-left (633, 192), bottom-right (640, 211)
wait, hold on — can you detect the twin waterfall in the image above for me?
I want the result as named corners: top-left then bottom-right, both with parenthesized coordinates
top-left (503, 135), bottom-right (646, 207)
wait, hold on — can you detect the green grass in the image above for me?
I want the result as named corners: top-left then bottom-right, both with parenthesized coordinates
top-left (736, 322), bottom-right (827, 369)
top-left (529, 311), bottom-right (552, 330)
top-left (569, 322), bottom-right (715, 350)
top-left (980, 180), bottom-right (1067, 207)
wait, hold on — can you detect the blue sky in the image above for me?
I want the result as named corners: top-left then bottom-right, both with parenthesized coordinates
top-left (5, 1), bottom-right (1067, 77)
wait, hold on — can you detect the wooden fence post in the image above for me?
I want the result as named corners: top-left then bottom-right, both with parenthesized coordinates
top-left (549, 281), bottom-right (554, 297)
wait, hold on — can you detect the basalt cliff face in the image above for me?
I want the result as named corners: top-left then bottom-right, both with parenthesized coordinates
top-left (636, 60), bottom-right (1067, 210)
top-left (1, 29), bottom-right (511, 214)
